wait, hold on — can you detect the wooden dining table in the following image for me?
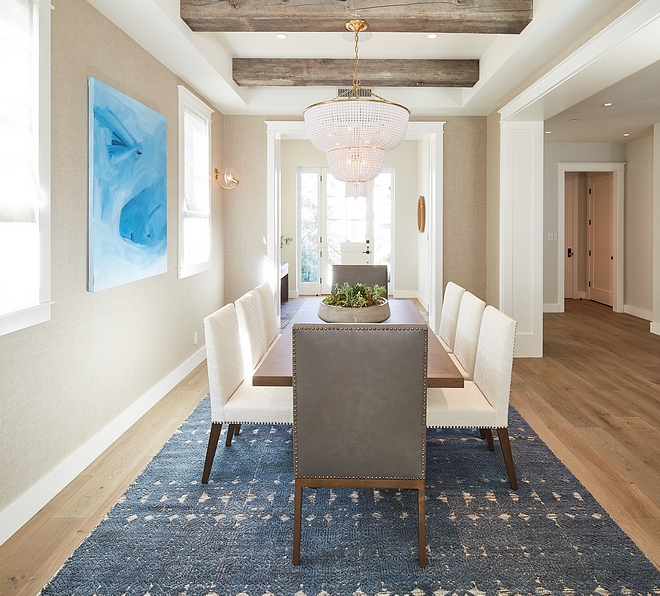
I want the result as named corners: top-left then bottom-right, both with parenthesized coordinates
top-left (252, 298), bottom-right (464, 388)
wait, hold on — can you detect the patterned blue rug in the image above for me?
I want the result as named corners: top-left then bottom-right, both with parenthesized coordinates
top-left (40, 398), bottom-right (660, 595)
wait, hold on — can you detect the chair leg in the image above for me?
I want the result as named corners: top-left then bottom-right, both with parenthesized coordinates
top-left (481, 428), bottom-right (494, 451)
top-left (497, 428), bottom-right (518, 490)
top-left (225, 424), bottom-right (236, 446)
top-left (417, 484), bottom-right (427, 568)
top-left (202, 422), bottom-right (222, 484)
top-left (293, 480), bottom-right (303, 565)
top-left (234, 424), bottom-right (241, 435)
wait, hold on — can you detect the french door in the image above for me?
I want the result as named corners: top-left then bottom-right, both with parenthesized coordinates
top-left (298, 167), bottom-right (392, 295)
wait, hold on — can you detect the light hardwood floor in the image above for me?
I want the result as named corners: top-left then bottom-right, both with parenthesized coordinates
top-left (1, 299), bottom-right (659, 595)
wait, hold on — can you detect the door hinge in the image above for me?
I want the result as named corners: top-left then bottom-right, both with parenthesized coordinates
top-left (589, 250), bottom-right (591, 256)
top-left (320, 250), bottom-right (323, 257)
top-left (589, 219), bottom-right (592, 225)
top-left (589, 188), bottom-right (592, 194)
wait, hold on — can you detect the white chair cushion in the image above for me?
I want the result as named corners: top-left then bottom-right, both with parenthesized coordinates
top-left (453, 292), bottom-right (486, 381)
top-left (438, 282), bottom-right (465, 353)
top-left (473, 306), bottom-right (516, 428)
top-left (222, 383), bottom-right (293, 425)
top-left (426, 384), bottom-right (496, 429)
top-left (236, 291), bottom-right (268, 372)
top-left (254, 281), bottom-right (279, 349)
top-left (204, 304), bottom-right (245, 415)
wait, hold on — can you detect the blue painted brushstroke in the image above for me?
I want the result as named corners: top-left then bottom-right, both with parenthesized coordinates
top-left (88, 78), bottom-right (167, 292)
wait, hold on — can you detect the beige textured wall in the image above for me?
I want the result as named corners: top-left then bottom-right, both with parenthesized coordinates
top-left (0, 0), bottom-right (224, 511)
top-left (441, 117), bottom-right (488, 300)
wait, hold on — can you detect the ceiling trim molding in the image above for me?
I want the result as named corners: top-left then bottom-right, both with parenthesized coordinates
top-left (500, 0), bottom-right (660, 122)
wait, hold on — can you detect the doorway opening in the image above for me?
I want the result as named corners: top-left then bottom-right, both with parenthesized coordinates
top-left (557, 163), bottom-right (624, 313)
top-left (298, 167), bottom-right (393, 296)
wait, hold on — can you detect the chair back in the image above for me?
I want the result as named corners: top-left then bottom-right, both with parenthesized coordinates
top-left (438, 281), bottom-right (465, 351)
top-left (253, 281), bottom-right (279, 348)
top-left (235, 290), bottom-right (268, 373)
top-left (331, 264), bottom-right (388, 296)
top-left (453, 291), bottom-right (486, 380)
top-left (473, 306), bottom-right (517, 428)
top-left (292, 324), bottom-right (427, 480)
top-left (203, 304), bottom-right (245, 417)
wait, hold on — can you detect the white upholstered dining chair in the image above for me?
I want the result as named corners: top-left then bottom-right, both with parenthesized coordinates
top-left (235, 290), bottom-right (269, 378)
top-left (438, 282), bottom-right (465, 353)
top-left (202, 303), bottom-right (292, 484)
top-left (253, 281), bottom-right (279, 350)
top-left (450, 291), bottom-right (486, 381)
top-left (427, 305), bottom-right (518, 489)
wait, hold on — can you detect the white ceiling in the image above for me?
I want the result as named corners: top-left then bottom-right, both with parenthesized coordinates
top-left (86, 0), bottom-right (660, 142)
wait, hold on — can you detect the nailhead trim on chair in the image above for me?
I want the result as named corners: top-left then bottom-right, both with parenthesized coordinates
top-left (292, 324), bottom-right (428, 480)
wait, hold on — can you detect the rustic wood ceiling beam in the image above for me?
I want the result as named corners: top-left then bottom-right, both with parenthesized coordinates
top-left (181, 1), bottom-right (533, 34)
top-left (233, 58), bottom-right (479, 88)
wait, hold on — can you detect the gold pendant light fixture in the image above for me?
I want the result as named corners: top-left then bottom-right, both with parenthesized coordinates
top-left (303, 20), bottom-right (410, 198)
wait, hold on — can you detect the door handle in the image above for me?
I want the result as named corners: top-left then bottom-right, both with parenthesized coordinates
top-left (567, 248), bottom-right (572, 258)
top-left (362, 249), bottom-right (370, 254)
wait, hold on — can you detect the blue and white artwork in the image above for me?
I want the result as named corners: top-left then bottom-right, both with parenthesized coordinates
top-left (88, 78), bottom-right (167, 292)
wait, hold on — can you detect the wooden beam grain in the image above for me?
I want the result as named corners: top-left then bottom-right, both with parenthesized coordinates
top-left (181, 0), bottom-right (533, 34)
top-left (233, 58), bottom-right (479, 87)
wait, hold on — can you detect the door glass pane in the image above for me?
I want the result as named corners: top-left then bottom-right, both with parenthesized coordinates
top-left (300, 172), bottom-right (318, 283)
top-left (326, 174), bottom-right (367, 275)
top-left (373, 172), bottom-right (392, 279)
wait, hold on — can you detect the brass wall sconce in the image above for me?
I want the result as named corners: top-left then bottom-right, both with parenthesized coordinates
top-left (214, 167), bottom-right (239, 190)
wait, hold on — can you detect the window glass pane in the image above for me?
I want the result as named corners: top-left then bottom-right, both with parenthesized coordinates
top-left (0, 0), bottom-right (40, 315)
top-left (373, 172), bottom-right (392, 273)
top-left (299, 172), bottom-right (318, 283)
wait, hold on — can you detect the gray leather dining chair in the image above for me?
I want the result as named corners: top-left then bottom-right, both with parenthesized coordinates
top-left (331, 264), bottom-right (388, 295)
top-left (291, 323), bottom-right (428, 567)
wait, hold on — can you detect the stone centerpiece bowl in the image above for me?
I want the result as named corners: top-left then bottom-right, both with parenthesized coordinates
top-left (317, 299), bottom-right (390, 323)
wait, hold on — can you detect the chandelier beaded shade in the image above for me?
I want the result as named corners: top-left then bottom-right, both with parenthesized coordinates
top-left (304, 20), bottom-right (409, 194)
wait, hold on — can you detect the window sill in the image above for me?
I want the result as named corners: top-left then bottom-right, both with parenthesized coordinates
top-left (0, 302), bottom-right (52, 337)
top-left (178, 261), bottom-right (211, 279)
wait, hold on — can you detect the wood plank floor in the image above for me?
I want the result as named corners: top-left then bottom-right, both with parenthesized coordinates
top-left (0, 298), bottom-right (659, 595)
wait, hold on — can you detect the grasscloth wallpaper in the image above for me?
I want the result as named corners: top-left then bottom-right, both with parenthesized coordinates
top-left (0, 0), bottom-right (224, 510)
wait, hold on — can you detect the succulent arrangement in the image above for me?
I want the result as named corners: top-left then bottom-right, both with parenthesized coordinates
top-left (323, 281), bottom-right (387, 308)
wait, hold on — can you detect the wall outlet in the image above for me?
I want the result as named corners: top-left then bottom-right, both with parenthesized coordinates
top-left (193, 331), bottom-right (198, 345)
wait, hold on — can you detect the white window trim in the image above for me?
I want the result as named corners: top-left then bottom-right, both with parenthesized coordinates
top-left (177, 85), bottom-right (213, 279)
top-left (0, 0), bottom-right (52, 337)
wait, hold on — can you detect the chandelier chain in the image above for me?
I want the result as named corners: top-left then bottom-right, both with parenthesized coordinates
top-left (352, 27), bottom-right (361, 93)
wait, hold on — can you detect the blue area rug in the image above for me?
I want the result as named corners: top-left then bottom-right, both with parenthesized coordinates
top-left (40, 398), bottom-right (660, 595)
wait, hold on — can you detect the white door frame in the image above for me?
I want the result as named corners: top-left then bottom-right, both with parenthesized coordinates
top-left (557, 163), bottom-right (625, 313)
top-left (266, 121), bottom-right (445, 332)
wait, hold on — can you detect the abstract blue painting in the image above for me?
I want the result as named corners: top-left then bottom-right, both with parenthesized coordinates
top-left (88, 78), bottom-right (167, 291)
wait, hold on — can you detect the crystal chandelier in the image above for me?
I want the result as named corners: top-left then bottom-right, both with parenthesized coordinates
top-left (304, 20), bottom-right (409, 197)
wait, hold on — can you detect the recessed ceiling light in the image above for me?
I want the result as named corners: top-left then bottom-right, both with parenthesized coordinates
top-left (428, 33), bottom-right (438, 39)
top-left (545, 130), bottom-right (552, 134)
top-left (623, 133), bottom-right (630, 137)
top-left (277, 33), bottom-right (287, 39)
top-left (569, 118), bottom-right (578, 122)
top-left (603, 102), bottom-right (613, 107)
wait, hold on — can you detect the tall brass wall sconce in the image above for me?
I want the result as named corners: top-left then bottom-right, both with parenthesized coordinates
top-left (214, 167), bottom-right (239, 190)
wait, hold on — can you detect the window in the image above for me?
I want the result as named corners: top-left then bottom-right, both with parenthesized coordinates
top-left (177, 85), bottom-right (213, 278)
top-left (0, 0), bottom-right (50, 336)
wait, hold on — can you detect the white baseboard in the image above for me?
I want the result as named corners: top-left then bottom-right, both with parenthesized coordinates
top-left (650, 321), bottom-right (660, 336)
top-left (543, 303), bottom-right (560, 313)
top-left (624, 304), bottom-right (652, 321)
top-left (393, 290), bottom-right (420, 300)
top-left (0, 347), bottom-right (206, 547)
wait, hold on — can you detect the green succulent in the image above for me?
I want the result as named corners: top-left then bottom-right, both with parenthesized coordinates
top-left (323, 282), bottom-right (386, 308)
